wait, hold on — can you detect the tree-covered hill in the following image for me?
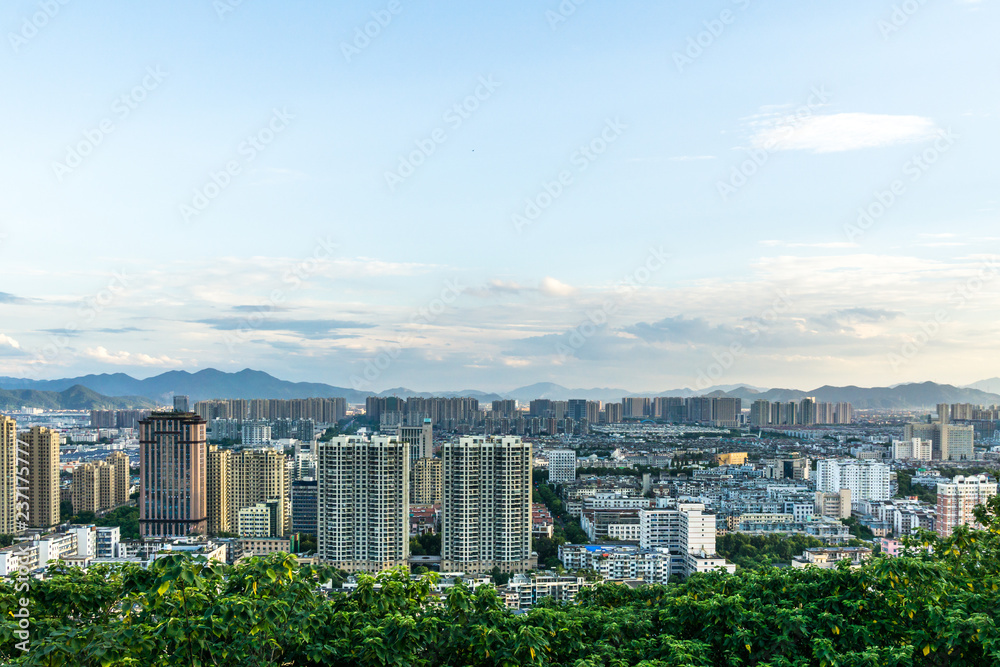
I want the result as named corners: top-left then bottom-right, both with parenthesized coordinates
top-left (6, 497), bottom-right (1000, 665)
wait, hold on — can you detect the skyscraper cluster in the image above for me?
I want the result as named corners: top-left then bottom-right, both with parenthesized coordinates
top-left (749, 398), bottom-right (853, 426)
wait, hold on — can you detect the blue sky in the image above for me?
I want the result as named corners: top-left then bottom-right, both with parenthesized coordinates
top-left (1, 0), bottom-right (998, 392)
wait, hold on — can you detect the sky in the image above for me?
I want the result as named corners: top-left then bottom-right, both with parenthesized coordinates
top-left (1, 0), bottom-right (998, 393)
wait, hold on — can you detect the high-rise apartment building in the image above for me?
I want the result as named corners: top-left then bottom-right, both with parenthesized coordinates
top-left (228, 448), bottom-right (289, 536)
top-left (639, 503), bottom-right (733, 577)
top-left (936, 475), bottom-right (998, 537)
top-left (492, 400), bottom-right (517, 418)
top-left (317, 435), bottom-right (408, 572)
top-left (603, 403), bottom-right (623, 424)
top-left (548, 449), bottom-right (576, 484)
top-left (173, 395), bottom-right (190, 412)
top-left (107, 451), bottom-right (132, 507)
top-left (750, 400), bottom-right (770, 426)
top-left (206, 446), bottom-right (231, 534)
top-left (0, 417), bottom-right (18, 533)
top-left (139, 411), bottom-right (208, 538)
top-left (23, 426), bottom-right (60, 529)
top-left (622, 397), bottom-right (651, 419)
top-left (816, 459), bottom-right (890, 502)
top-left (441, 436), bottom-right (532, 574)
top-left (903, 421), bottom-right (975, 461)
top-left (412, 457), bottom-right (442, 505)
top-left (71, 463), bottom-right (100, 514)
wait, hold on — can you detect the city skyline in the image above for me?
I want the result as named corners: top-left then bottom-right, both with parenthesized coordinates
top-left (2, 1), bottom-right (999, 393)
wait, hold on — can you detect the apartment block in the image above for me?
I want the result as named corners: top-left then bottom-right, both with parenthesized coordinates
top-left (814, 489), bottom-right (851, 520)
top-left (412, 457), bottom-right (442, 505)
top-left (23, 426), bottom-right (60, 529)
top-left (317, 435), bottom-right (408, 572)
top-left (441, 436), bottom-right (533, 574)
top-left (936, 475), bottom-right (998, 537)
top-left (0, 417), bottom-right (17, 534)
top-left (816, 459), bottom-right (890, 502)
top-left (891, 438), bottom-right (932, 461)
top-left (548, 449), bottom-right (577, 484)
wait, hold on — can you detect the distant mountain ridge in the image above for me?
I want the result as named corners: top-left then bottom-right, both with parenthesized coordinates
top-left (1, 369), bottom-right (998, 410)
top-left (0, 385), bottom-right (156, 411)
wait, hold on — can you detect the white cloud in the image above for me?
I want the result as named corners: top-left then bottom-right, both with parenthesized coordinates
top-left (749, 112), bottom-right (939, 153)
top-left (84, 346), bottom-right (183, 367)
top-left (760, 240), bottom-right (858, 249)
top-left (0, 334), bottom-right (20, 349)
top-left (539, 276), bottom-right (576, 297)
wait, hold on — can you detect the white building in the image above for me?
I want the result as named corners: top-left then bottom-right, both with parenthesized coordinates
top-left (548, 449), bottom-right (577, 484)
top-left (816, 459), bottom-right (890, 502)
top-left (891, 438), bottom-right (932, 461)
top-left (639, 503), bottom-right (734, 577)
top-left (442, 436), bottom-right (534, 574)
top-left (558, 544), bottom-right (672, 584)
top-left (317, 435), bottom-right (409, 572)
top-left (240, 421), bottom-right (272, 446)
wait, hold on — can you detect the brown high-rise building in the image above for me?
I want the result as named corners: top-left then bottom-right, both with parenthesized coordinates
top-left (106, 451), bottom-right (131, 507)
top-left (0, 416), bottom-right (19, 534)
top-left (139, 411), bottom-right (208, 537)
top-left (23, 426), bottom-right (60, 529)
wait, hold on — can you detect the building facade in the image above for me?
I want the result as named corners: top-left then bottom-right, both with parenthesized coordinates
top-left (441, 436), bottom-right (533, 574)
top-left (24, 426), bottom-right (60, 529)
top-left (317, 435), bottom-right (408, 572)
top-left (936, 475), bottom-right (998, 537)
top-left (139, 412), bottom-right (208, 538)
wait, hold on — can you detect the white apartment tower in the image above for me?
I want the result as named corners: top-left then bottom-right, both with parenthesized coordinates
top-left (317, 435), bottom-right (409, 572)
top-left (442, 436), bottom-right (533, 574)
top-left (548, 449), bottom-right (576, 484)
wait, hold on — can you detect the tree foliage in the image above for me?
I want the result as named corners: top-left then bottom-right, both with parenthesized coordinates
top-left (8, 497), bottom-right (1000, 665)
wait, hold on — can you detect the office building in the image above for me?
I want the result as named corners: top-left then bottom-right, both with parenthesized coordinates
top-left (139, 412), bottom-right (208, 538)
top-left (317, 435), bottom-right (408, 572)
top-left (442, 436), bottom-right (533, 574)
top-left (936, 475), bottom-right (998, 537)
top-left (23, 426), bottom-right (60, 529)
top-left (291, 479), bottom-right (318, 536)
top-left (548, 449), bottom-right (577, 484)
top-left (816, 459), bottom-right (890, 502)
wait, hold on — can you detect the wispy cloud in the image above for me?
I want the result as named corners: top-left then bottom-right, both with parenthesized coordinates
top-left (84, 347), bottom-right (183, 367)
top-left (748, 112), bottom-right (939, 153)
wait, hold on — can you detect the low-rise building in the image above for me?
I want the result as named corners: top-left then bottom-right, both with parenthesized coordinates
top-left (791, 546), bottom-right (872, 569)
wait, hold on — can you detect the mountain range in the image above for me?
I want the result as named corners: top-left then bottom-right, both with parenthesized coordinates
top-left (1, 369), bottom-right (1000, 410)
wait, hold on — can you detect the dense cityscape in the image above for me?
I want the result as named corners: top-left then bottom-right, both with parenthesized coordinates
top-left (4, 389), bottom-right (999, 608)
